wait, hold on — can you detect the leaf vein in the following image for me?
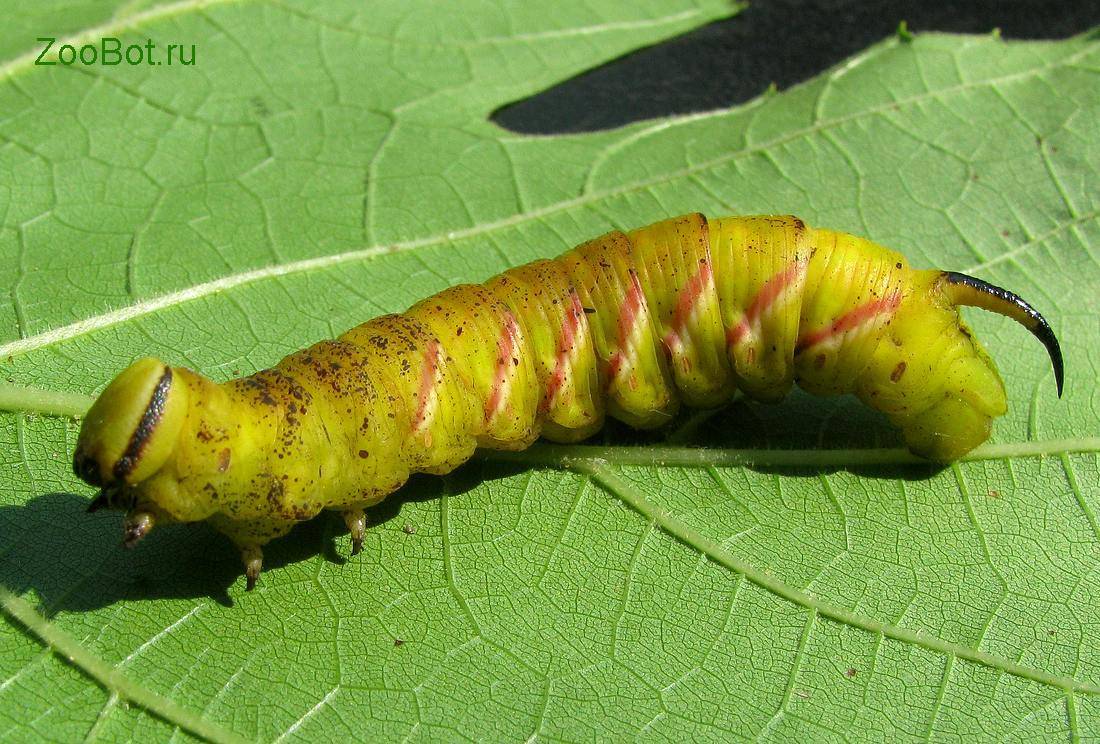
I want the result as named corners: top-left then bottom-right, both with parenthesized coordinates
top-left (0, 586), bottom-right (249, 744)
top-left (570, 459), bottom-right (1100, 696)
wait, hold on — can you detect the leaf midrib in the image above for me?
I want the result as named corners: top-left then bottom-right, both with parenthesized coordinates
top-left (0, 587), bottom-right (248, 744)
top-left (3, 37), bottom-right (1096, 360)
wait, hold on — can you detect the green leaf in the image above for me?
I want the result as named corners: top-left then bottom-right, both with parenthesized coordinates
top-left (2, 2), bottom-right (1099, 740)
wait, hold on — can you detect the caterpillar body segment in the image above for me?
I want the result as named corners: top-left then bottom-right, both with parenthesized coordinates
top-left (73, 213), bottom-right (1064, 589)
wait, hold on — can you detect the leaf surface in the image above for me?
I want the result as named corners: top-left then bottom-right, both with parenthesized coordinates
top-left (1, 2), bottom-right (1098, 741)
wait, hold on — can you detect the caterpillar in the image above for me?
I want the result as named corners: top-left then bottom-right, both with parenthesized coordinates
top-left (72, 214), bottom-right (1063, 589)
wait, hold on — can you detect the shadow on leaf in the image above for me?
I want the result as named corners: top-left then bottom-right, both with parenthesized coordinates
top-left (577, 390), bottom-right (948, 481)
top-left (0, 491), bottom-right (356, 612)
top-left (0, 466), bottom-right (515, 613)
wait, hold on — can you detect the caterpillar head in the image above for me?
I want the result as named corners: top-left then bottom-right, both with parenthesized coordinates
top-left (73, 357), bottom-right (189, 546)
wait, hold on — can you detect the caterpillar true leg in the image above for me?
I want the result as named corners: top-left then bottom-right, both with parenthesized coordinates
top-left (343, 508), bottom-right (367, 556)
top-left (240, 545), bottom-right (263, 592)
top-left (122, 510), bottom-right (154, 549)
top-left (72, 214), bottom-right (1064, 589)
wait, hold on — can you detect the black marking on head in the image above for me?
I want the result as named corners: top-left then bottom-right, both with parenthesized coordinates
top-left (112, 367), bottom-right (173, 480)
top-left (943, 271), bottom-right (1064, 397)
top-left (73, 449), bottom-right (102, 486)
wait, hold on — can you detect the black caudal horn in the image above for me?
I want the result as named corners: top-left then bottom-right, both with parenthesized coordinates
top-left (941, 271), bottom-right (1064, 397)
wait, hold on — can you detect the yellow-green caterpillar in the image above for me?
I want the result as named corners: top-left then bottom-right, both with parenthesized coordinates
top-left (72, 214), bottom-right (1063, 589)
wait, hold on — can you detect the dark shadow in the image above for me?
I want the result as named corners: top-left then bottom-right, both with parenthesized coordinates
top-left (0, 466), bottom-right (524, 613)
top-left (366, 462), bottom-right (532, 530)
top-left (0, 491), bottom-right (231, 612)
top-left (364, 472), bottom-right (445, 528)
top-left (494, 0), bottom-right (1100, 134)
top-left (0, 492), bottom-right (350, 613)
top-left (592, 389), bottom-right (947, 482)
